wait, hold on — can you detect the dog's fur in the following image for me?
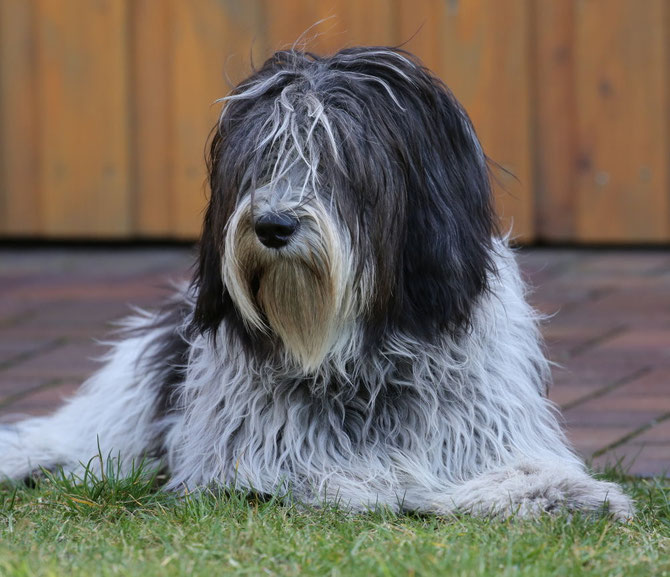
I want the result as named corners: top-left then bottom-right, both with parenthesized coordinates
top-left (0, 47), bottom-right (632, 519)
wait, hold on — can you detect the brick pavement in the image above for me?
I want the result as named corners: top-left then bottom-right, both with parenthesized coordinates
top-left (1, 246), bottom-right (669, 477)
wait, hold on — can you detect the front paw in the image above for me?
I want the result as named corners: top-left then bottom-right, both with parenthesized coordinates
top-left (0, 421), bottom-right (64, 482)
top-left (447, 461), bottom-right (634, 520)
top-left (0, 424), bottom-right (30, 480)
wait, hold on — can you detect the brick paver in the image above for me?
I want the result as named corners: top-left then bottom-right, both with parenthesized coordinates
top-left (1, 246), bottom-right (669, 477)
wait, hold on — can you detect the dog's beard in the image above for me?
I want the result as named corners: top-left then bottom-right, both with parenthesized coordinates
top-left (223, 205), bottom-right (349, 372)
top-left (257, 257), bottom-right (337, 369)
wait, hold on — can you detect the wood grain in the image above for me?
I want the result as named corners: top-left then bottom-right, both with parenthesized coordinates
top-left (36, 0), bottom-right (130, 237)
top-left (131, 0), bottom-right (172, 237)
top-left (534, 0), bottom-right (577, 241)
top-left (1, 1), bottom-right (669, 244)
top-left (170, 0), bottom-right (263, 238)
top-left (575, 0), bottom-right (670, 242)
top-left (400, 0), bottom-right (535, 241)
top-left (337, 0), bottom-right (398, 47)
top-left (0, 0), bottom-right (40, 235)
top-left (263, 0), bottom-right (397, 55)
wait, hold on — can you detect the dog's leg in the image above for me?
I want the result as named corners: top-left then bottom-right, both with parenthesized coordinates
top-left (424, 460), bottom-right (634, 520)
top-left (0, 325), bottom-right (173, 481)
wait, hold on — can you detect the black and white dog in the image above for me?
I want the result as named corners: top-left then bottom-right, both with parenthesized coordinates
top-left (0, 47), bottom-right (631, 518)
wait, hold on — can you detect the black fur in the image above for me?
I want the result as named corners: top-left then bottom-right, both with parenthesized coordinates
top-left (194, 46), bottom-right (497, 349)
top-left (132, 300), bottom-right (191, 420)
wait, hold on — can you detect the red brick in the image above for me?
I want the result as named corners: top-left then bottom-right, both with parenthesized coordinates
top-left (632, 419), bottom-right (670, 444)
top-left (563, 292), bottom-right (670, 328)
top-left (0, 298), bottom-right (42, 323)
top-left (564, 407), bottom-right (659, 429)
top-left (565, 425), bottom-right (632, 456)
top-left (593, 444), bottom-right (670, 477)
top-left (7, 278), bottom-right (181, 303)
top-left (551, 359), bottom-right (646, 390)
top-left (0, 375), bottom-right (60, 404)
top-left (0, 337), bottom-right (59, 365)
top-left (0, 382), bottom-right (81, 422)
top-left (15, 300), bottom-right (135, 329)
top-left (1, 247), bottom-right (670, 478)
top-left (598, 329), bottom-right (670, 353)
top-left (1, 342), bottom-right (103, 380)
top-left (569, 253), bottom-right (670, 276)
top-left (576, 394), bottom-right (670, 413)
top-left (548, 383), bottom-right (610, 408)
top-left (543, 322), bottom-right (624, 361)
top-left (601, 368), bottom-right (670, 398)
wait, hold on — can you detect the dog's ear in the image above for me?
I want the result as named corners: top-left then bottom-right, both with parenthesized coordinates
top-left (389, 77), bottom-right (497, 340)
top-left (192, 130), bottom-right (229, 336)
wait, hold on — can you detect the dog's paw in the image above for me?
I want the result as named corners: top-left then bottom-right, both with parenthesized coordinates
top-left (445, 461), bottom-right (634, 521)
top-left (0, 420), bottom-right (66, 482)
top-left (0, 424), bottom-right (30, 480)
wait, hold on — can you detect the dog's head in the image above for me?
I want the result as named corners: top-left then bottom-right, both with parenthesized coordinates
top-left (193, 47), bottom-right (496, 371)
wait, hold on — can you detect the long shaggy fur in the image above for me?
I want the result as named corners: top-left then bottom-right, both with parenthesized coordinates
top-left (0, 47), bottom-right (632, 519)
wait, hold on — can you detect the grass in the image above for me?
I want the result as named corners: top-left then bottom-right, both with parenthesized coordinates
top-left (0, 459), bottom-right (668, 577)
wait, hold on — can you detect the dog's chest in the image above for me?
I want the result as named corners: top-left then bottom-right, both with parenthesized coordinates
top-left (220, 371), bottom-right (440, 458)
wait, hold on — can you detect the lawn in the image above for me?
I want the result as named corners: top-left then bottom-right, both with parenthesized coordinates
top-left (0, 462), bottom-right (668, 577)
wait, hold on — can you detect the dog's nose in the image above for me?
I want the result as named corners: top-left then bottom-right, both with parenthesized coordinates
top-left (254, 212), bottom-right (299, 249)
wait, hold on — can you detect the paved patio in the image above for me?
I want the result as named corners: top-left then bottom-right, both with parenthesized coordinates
top-left (1, 246), bottom-right (669, 477)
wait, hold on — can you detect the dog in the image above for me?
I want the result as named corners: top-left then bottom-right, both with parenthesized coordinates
top-left (0, 47), bottom-right (632, 519)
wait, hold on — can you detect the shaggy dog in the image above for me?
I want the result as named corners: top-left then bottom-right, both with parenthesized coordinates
top-left (0, 47), bottom-right (632, 519)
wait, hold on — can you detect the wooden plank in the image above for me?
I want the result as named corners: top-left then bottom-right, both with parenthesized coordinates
top-left (338, 0), bottom-right (398, 47)
top-left (263, 0), bottom-right (332, 53)
top-left (0, 0), bottom-right (40, 235)
top-left (575, 0), bottom-right (670, 242)
top-left (397, 0), bottom-right (440, 67)
top-left (168, 0), bottom-right (396, 239)
top-left (36, 0), bottom-right (130, 237)
top-left (534, 0), bottom-right (577, 241)
top-left (170, 0), bottom-right (264, 239)
top-left (400, 0), bottom-right (535, 241)
top-left (263, 0), bottom-right (397, 55)
top-left (130, 0), bottom-right (172, 237)
top-left (4, 0), bottom-right (668, 245)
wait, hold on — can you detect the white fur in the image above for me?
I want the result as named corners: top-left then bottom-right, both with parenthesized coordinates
top-left (0, 316), bottom-right (167, 479)
top-left (0, 243), bottom-right (633, 520)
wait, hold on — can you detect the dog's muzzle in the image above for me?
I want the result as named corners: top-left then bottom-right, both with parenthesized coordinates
top-left (254, 212), bottom-right (299, 249)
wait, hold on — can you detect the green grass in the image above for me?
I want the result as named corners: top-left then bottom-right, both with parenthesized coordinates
top-left (0, 460), bottom-right (668, 577)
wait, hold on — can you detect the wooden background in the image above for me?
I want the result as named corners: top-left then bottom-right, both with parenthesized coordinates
top-left (1, 0), bottom-right (669, 243)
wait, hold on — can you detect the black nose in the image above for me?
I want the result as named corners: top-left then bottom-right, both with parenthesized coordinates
top-left (254, 212), bottom-right (299, 249)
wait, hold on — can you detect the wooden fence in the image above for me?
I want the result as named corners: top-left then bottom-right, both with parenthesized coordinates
top-left (1, 0), bottom-right (669, 242)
